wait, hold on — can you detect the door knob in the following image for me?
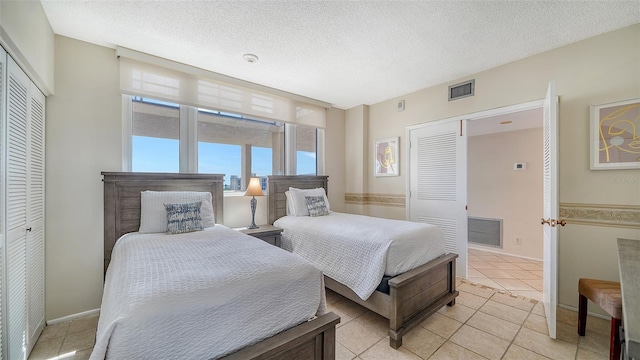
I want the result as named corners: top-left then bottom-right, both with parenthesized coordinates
top-left (540, 218), bottom-right (566, 227)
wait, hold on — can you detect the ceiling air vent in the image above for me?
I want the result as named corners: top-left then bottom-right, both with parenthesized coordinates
top-left (448, 79), bottom-right (475, 101)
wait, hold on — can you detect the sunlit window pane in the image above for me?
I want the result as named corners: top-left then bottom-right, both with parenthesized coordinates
top-left (131, 98), bottom-right (179, 172)
top-left (198, 142), bottom-right (241, 190)
top-left (252, 147), bottom-right (272, 191)
top-left (197, 109), bottom-right (283, 191)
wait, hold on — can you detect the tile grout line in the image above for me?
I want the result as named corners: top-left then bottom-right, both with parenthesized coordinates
top-left (499, 299), bottom-right (542, 360)
top-left (449, 281), bottom-right (557, 360)
top-left (438, 296), bottom-right (489, 359)
top-left (418, 290), bottom-right (495, 360)
top-left (55, 323), bottom-right (70, 357)
top-left (446, 294), bottom-right (497, 360)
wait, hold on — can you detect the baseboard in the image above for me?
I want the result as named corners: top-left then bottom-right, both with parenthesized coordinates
top-left (558, 303), bottom-right (609, 321)
top-left (47, 308), bottom-right (100, 325)
top-left (468, 245), bottom-right (542, 262)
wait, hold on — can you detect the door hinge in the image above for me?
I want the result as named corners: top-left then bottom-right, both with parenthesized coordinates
top-left (465, 205), bottom-right (468, 210)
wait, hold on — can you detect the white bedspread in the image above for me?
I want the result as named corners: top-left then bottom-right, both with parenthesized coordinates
top-left (91, 226), bottom-right (326, 360)
top-left (274, 212), bottom-right (445, 300)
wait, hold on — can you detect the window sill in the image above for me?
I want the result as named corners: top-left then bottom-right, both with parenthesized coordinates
top-left (224, 191), bottom-right (269, 198)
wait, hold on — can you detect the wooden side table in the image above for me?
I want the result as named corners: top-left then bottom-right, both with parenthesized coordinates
top-left (234, 224), bottom-right (283, 247)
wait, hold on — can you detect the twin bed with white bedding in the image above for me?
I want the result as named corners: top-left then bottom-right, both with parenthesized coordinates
top-left (99, 172), bottom-right (339, 360)
top-left (268, 175), bottom-right (459, 349)
top-left (274, 213), bottom-right (445, 300)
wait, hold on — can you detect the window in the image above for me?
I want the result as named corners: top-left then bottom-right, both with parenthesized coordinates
top-left (131, 98), bottom-right (180, 172)
top-left (126, 96), bottom-right (315, 193)
top-left (296, 124), bottom-right (317, 175)
top-left (198, 142), bottom-right (241, 189)
top-left (197, 109), bottom-right (283, 191)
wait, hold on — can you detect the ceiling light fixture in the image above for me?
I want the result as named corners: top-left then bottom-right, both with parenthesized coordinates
top-left (243, 53), bottom-right (259, 64)
top-left (500, 120), bottom-right (513, 125)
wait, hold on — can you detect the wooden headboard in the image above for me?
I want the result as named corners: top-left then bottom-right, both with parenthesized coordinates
top-left (102, 172), bottom-right (224, 274)
top-left (267, 175), bottom-right (328, 224)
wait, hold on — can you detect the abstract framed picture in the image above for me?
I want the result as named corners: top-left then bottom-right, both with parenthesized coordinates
top-left (590, 98), bottom-right (640, 170)
top-left (374, 137), bottom-right (399, 177)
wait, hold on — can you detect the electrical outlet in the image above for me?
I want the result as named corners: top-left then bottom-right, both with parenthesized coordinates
top-left (516, 238), bottom-right (522, 245)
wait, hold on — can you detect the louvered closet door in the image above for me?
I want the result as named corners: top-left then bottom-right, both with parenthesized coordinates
top-left (408, 120), bottom-right (468, 278)
top-left (6, 57), bottom-right (30, 360)
top-left (0, 46), bottom-right (7, 360)
top-left (26, 82), bottom-right (45, 352)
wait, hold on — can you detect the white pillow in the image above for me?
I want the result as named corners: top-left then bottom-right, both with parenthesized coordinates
top-left (285, 190), bottom-right (292, 216)
top-left (139, 191), bottom-right (215, 233)
top-left (288, 187), bottom-right (330, 216)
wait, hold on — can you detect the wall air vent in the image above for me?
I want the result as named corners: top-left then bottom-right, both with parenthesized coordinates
top-left (448, 79), bottom-right (475, 101)
top-left (468, 217), bottom-right (502, 248)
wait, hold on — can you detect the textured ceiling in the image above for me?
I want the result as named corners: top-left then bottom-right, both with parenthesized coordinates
top-left (40, 1), bottom-right (640, 109)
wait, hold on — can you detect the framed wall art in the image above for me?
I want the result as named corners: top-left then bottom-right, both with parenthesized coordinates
top-left (590, 98), bottom-right (640, 170)
top-left (374, 137), bottom-right (399, 177)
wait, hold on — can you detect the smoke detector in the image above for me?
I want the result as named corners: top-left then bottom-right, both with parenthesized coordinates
top-left (243, 53), bottom-right (259, 64)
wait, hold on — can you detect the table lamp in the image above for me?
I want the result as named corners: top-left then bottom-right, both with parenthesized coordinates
top-left (244, 177), bottom-right (264, 229)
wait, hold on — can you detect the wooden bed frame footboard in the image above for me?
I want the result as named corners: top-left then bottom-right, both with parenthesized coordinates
top-left (223, 312), bottom-right (340, 360)
top-left (267, 175), bottom-right (459, 349)
top-left (324, 254), bottom-right (457, 348)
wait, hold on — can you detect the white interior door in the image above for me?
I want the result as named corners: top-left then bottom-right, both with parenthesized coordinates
top-left (408, 120), bottom-right (467, 278)
top-left (542, 80), bottom-right (559, 339)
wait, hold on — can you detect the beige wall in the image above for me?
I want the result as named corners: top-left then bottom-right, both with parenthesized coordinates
top-left (325, 107), bottom-right (346, 212)
top-left (344, 105), bottom-right (368, 214)
top-left (468, 128), bottom-right (543, 259)
top-left (353, 24), bottom-right (640, 310)
top-left (46, 36), bottom-right (122, 320)
top-left (0, 0), bottom-right (55, 94)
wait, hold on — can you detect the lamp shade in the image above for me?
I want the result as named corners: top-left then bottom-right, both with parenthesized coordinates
top-left (244, 178), bottom-right (265, 196)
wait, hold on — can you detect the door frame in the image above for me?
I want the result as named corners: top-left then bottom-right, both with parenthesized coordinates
top-left (406, 98), bottom-right (544, 219)
top-left (406, 98), bottom-right (546, 288)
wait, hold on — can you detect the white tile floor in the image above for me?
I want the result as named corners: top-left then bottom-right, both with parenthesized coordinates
top-left (467, 247), bottom-right (543, 301)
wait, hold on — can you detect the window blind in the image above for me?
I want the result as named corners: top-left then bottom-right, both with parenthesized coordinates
top-left (117, 47), bottom-right (328, 128)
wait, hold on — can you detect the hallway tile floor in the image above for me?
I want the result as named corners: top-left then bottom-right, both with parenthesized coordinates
top-left (468, 248), bottom-right (543, 301)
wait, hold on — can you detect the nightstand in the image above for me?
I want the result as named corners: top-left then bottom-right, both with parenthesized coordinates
top-left (235, 224), bottom-right (283, 247)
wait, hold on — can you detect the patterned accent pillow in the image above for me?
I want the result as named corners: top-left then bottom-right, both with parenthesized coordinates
top-left (140, 191), bottom-right (215, 233)
top-left (305, 196), bottom-right (330, 217)
top-left (289, 187), bottom-right (331, 216)
top-left (164, 201), bottom-right (203, 234)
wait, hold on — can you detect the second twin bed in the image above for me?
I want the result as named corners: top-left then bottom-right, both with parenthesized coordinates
top-left (268, 175), bottom-right (458, 349)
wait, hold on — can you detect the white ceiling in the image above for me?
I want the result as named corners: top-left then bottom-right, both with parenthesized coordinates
top-left (40, 1), bottom-right (640, 109)
top-left (467, 108), bottom-right (542, 137)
